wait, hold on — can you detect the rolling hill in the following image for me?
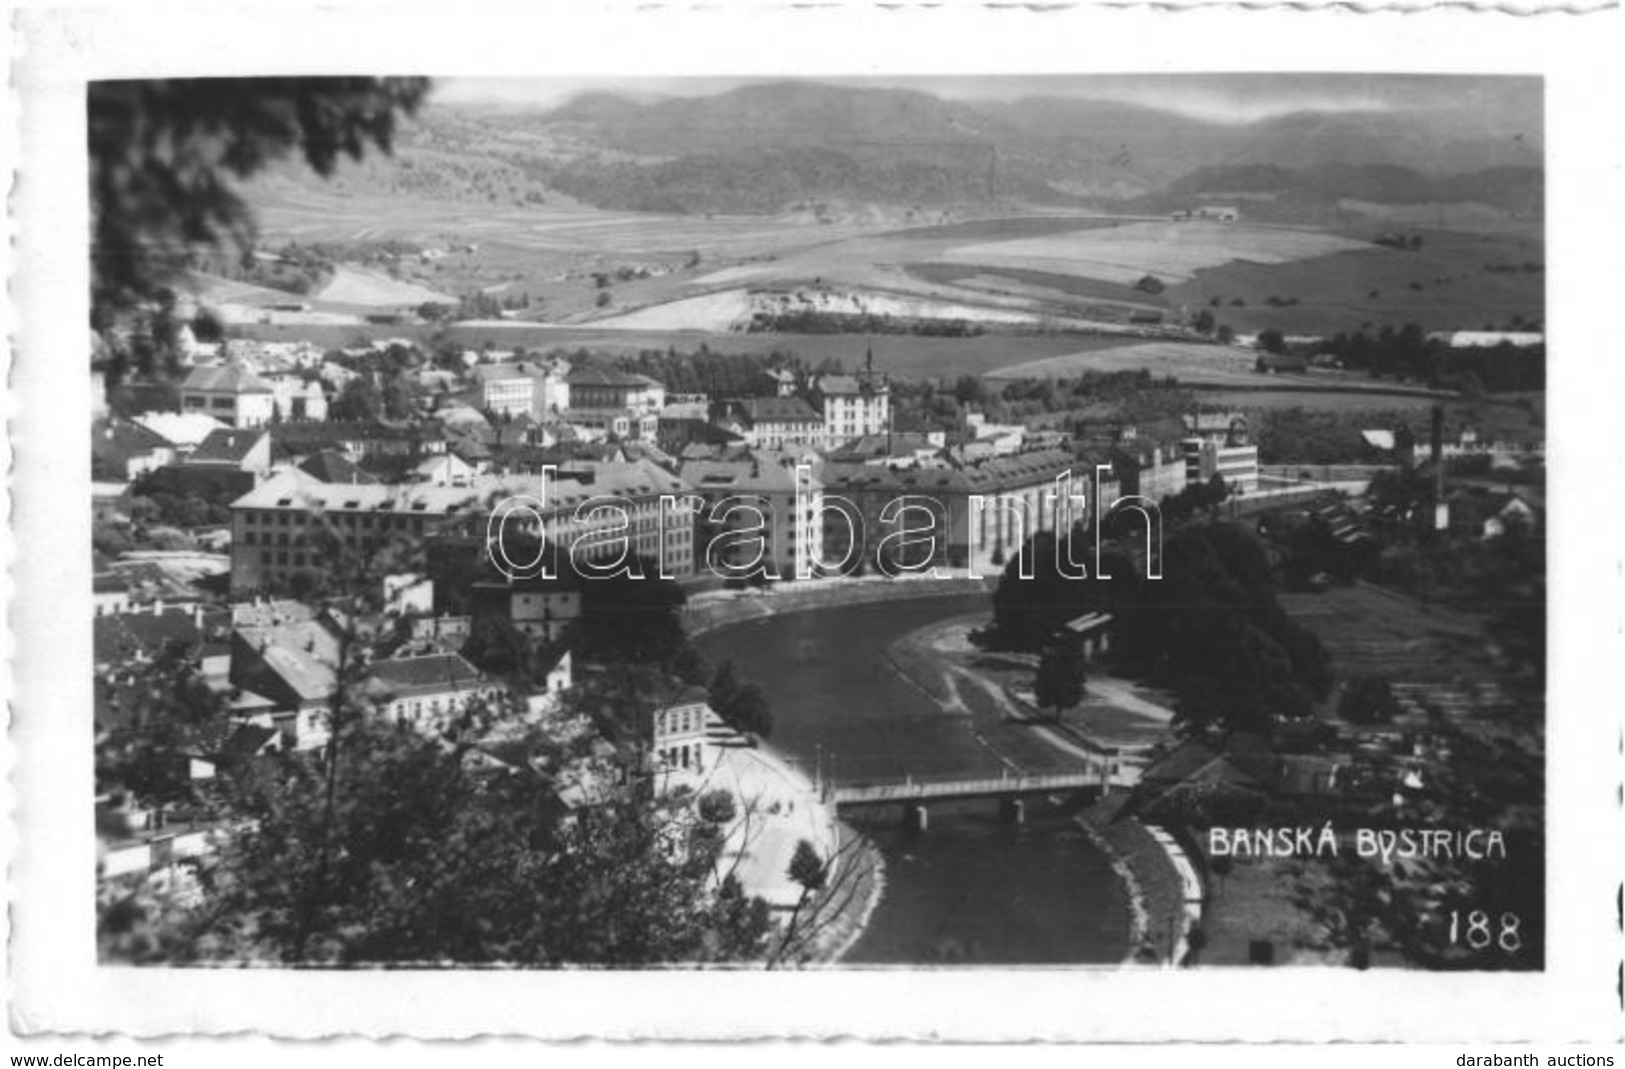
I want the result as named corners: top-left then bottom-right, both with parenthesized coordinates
top-left (244, 81), bottom-right (1544, 225)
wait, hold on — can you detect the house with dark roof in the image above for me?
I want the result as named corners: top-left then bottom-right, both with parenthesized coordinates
top-left (270, 420), bottom-right (445, 462)
top-left (183, 427), bottom-right (275, 479)
top-left (825, 431), bottom-right (941, 466)
top-left (91, 418), bottom-right (176, 482)
top-left (363, 653), bottom-right (504, 734)
top-left (296, 449), bottom-right (378, 485)
top-left (565, 367), bottom-right (665, 413)
top-left (716, 397), bottom-right (824, 449)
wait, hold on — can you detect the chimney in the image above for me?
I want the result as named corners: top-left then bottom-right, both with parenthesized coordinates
top-left (1431, 404), bottom-right (1449, 532)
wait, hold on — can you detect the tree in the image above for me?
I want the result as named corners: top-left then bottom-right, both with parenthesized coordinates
top-left (698, 789), bottom-right (738, 826)
top-left (329, 376), bottom-right (383, 422)
top-left (97, 505), bottom-right (775, 966)
top-left (725, 683), bottom-right (774, 739)
top-left (90, 78), bottom-right (430, 330)
top-left (1215, 324), bottom-right (1236, 344)
top-left (1339, 675), bottom-right (1400, 725)
top-left (1034, 642), bottom-right (1086, 722)
top-left (709, 660), bottom-right (741, 712)
top-left (1258, 328), bottom-right (1286, 355)
top-left (1193, 309), bottom-right (1216, 335)
top-left (787, 840), bottom-right (828, 894)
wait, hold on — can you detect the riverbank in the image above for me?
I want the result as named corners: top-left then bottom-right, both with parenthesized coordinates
top-left (693, 586), bottom-right (1135, 963)
top-left (781, 822), bottom-right (887, 966)
top-left (1077, 798), bottom-right (1200, 966)
top-left (683, 573), bottom-right (994, 638)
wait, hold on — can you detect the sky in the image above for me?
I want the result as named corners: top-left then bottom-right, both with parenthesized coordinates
top-left (433, 73), bottom-right (1540, 133)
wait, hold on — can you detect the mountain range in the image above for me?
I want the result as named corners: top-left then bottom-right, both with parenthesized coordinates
top-left (262, 80), bottom-right (1545, 221)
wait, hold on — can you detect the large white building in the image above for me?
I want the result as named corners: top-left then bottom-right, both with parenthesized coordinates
top-left (181, 362), bottom-right (277, 428)
top-left (228, 460), bottom-right (698, 595)
top-left (816, 358), bottom-right (890, 447)
top-left (1181, 412), bottom-right (1259, 494)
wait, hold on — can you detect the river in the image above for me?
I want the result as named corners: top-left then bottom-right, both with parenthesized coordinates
top-left (694, 593), bottom-right (1129, 964)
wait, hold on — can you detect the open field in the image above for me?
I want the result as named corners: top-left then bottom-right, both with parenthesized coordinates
top-left (987, 340), bottom-right (1261, 384)
top-left (243, 175), bottom-right (1546, 353)
top-left (905, 263), bottom-right (1166, 312)
top-left (314, 265), bottom-right (455, 307)
top-left (1194, 385), bottom-right (1450, 412)
top-left (232, 320), bottom-right (1124, 380)
top-left (1169, 227), bottom-right (1545, 335)
top-left (942, 221), bottom-right (1367, 286)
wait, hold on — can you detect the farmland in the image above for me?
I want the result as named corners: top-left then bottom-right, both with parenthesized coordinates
top-left (939, 220), bottom-right (1366, 286)
top-left (1169, 227), bottom-right (1545, 335)
top-left (981, 340), bottom-right (1446, 393)
top-left (237, 168), bottom-right (1547, 385)
top-left (1194, 387), bottom-right (1448, 414)
top-left (230, 320), bottom-right (1124, 380)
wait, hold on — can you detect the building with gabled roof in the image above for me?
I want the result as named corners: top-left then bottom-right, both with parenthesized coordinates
top-left (716, 396), bottom-right (824, 449)
top-left (181, 361), bottom-right (276, 428)
top-left (363, 652), bottom-right (504, 735)
top-left (565, 366), bottom-right (665, 413)
top-left (184, 427), bottom-right (275, 478)
top-left (296, 450), bottom-right (378, 485)
top-left (91, 418), bottom-right (176, 482)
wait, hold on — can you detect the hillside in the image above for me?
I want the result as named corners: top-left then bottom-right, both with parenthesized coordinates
top-left (243, 81), bottom-right (1543, 225)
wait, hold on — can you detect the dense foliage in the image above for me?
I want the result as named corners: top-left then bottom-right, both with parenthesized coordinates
top-left (90, 77), bottom-right (430, 329)
top-left (986, 523), bottom-right (1332, 735)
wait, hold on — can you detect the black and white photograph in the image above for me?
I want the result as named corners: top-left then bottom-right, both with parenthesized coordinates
top-left (6, 1), bottom-right (1621, 1047)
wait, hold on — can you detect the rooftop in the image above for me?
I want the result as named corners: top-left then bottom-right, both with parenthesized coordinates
top-left (565, 367), bottom-right (663, 389)
top-left (186, 428), bottom-right (268, 466)
top-left (297, 450), bottom-right (379, 485)
top-left (732, 397), bottom-right (821, 426)
top-left (182, 362), bottom-right (273, 395)
top-left (365, 653), bottom-right (485, 694)
top-left (232, 459), bottom-right (691, 516)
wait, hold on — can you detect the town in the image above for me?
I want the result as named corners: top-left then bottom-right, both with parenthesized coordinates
top-left (86, 75), bottom-right (1547, 971)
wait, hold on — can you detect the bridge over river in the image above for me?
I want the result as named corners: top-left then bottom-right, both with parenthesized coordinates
top-left (828, 767), bottom-right (1124, 830)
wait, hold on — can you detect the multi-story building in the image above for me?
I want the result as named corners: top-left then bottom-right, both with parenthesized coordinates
top-left (1181, 411), bottom-right (1259, 494)
top-left (649, 686), bottom-right (720, 784)
top-left (565, 367), bottom-right (665, 414)
top-left (1110, 435), bottom-right (1189, 504)
top-left (180, 362), bottom-right (277, 428)
top-left (228, 460), bottom-right (697, 595)
top-left (472, 364), bottom-right (534, 418)
top-left (715, 397), bottom-right (825, 450)
top-left (820, 446), bottom-right (1093, 574)
top-left (472, 564), bottom-right (583, 644)
top-left (678, 450), bottom-right (824, 579)
top-left (364, 652), bottom-right (504, 735)
top-left (816, 355), bottom-right (890, 447)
